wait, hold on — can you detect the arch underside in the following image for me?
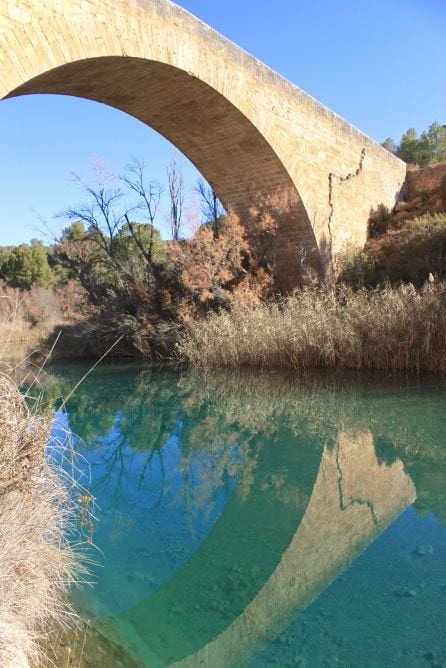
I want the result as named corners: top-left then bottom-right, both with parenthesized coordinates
top-left (6, 56), bottom-right (321, 290)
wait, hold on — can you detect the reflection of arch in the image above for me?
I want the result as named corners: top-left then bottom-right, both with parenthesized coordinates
top-left (81, 432), bottom-right (415, 667)
top-left (1, 0), bottom-right (406, 286)
top-left (87, 429), bottom-right (323, 666)
top-left (173, 433), bottom-right (416, 668)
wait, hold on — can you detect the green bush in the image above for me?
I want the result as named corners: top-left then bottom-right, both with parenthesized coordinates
top-left (368, 205), bottom-right (391, 238)
top-left (337, 248), bottom-right (380, 289)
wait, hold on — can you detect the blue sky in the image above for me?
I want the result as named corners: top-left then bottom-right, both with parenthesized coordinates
top-left (0, 0), bottom-right (444, 246)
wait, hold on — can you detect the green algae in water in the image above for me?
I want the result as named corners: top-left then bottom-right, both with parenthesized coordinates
top-left (48, 366), bottom-right (446, 667)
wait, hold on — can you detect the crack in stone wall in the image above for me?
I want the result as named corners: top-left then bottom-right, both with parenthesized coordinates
top-left (335, 441), bottom-right (378, 526)
top-left (327, 148), bottom-right (367, 275)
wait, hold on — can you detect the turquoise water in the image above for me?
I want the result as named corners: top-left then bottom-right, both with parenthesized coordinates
top-left (47, 365), bottom-right (446, 667)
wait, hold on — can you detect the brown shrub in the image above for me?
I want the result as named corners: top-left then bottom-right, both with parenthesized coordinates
top-left (54, 280), bottom-right (87, 320)
top-left (170, 213), bottom-right (273, 322)
top-left (367, 213), bottom-right (446, 286)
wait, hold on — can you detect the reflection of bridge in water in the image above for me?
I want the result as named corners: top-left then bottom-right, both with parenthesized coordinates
top-left (87, 429), bottom-right (415, 667)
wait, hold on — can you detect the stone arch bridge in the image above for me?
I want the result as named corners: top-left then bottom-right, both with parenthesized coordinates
top-left (0, 0), bottom-right (406, 289)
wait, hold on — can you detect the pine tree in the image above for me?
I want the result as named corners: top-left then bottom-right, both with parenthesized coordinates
top-left (398, 128), bottom-right (418, 164)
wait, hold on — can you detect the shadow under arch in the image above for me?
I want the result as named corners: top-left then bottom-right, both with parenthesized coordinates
top-left (4, 56), bottom-right (321, 290)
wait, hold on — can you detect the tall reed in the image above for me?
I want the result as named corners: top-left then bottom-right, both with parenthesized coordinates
top-left (0, 371), bottom-right (84, 667)
top-left (179, 283), bottom-right (446, 373)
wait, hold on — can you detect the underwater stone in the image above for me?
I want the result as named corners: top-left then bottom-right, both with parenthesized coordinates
top-left (414, 545), bottom-right (434, 557)
top-left (394, 587), bottom-right (417, 598)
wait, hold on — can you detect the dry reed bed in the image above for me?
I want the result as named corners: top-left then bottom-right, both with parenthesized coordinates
top-left (0, 372), bottom-right (82, 667)
top-left (179, 283), bottom-right (446, 373)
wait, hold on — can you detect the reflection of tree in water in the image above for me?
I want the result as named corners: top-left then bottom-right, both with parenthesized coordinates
top-left (46, 366), bottom-right (261, 521)
top-left (52, 366), bottom-right (178, 449)
top-left (179, 369), bottom-right (446, 525)
top-left (50, 368), bottom-right (170, 513)
top-left (45, 364), bottom-right (446, 526)
top-left (40, 364), bottom-right (446, 667)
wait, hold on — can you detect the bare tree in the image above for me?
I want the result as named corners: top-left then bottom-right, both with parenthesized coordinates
top-left (61, 159), bottom-right (125, 263)
top-left (194, 177), bottom-right (225, 239)
top-left (167, 155), bottom-right (184, 241)
top-left (55, 159), bottom-right (165, 309)
top-left (121, 157), bottom-right (163, 267)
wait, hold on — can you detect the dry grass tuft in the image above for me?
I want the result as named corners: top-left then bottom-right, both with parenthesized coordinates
top-left (0, 283), bottom-right (76, 362)
top-left (179, 282), bottom-right (446, 374)
top-left (0, 371), bottom-right (83, 667)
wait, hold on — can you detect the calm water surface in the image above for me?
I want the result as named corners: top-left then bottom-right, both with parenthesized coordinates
top-left (47, 365), bottom-right (446, 668)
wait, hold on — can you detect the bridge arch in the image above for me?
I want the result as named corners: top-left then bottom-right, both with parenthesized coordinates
top-left (4, 56), bottom-right (317, 289)
top-left (0, 0), bottom-right (406, 287)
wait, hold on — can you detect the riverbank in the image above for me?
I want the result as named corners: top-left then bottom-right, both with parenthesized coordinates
top-left (0, 370), bottom-right (82, 667)
top-left (7, 277), bottom-right (443, 377)
top-left (179, 282), bottom-right (446, 373)
top-left (4, 185), bottom-right (446, 373)
top-left (6, 208), bottom-right (446, 374)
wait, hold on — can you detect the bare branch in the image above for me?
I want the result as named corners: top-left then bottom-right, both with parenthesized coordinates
top-left (194, 178), bottom-right (225, 239)
top-left (167, 156), bottom-right (184, 242)
top-left (121, 158), bottom-right (164, 264)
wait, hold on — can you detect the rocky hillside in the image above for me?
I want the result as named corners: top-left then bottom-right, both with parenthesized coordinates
top-left (340, 163), bottom-right (446, 288)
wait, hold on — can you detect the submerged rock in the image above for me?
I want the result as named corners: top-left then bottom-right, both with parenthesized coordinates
top-left (393, 587), bottom-right (417, 598)
top-left (414, 545), bottom-right (434, 557)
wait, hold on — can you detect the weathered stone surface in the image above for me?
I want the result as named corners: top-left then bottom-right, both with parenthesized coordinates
top-left (0, 0), bottom-right (407, 288)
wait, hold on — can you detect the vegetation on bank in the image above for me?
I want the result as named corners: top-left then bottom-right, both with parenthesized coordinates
top-left (1, 158), bottom-right (278, 359)
top-left (0, 280), bottom-right (84, 363)
top-left (1, 140), bottom-right (446, 371)
top-left (0, 371), bottom-right (83, 667)
top-left (340, 213), bottom-right (446, 289)
top-left (179, 282), bottom-right (446, 373)
top-left (50, 166), bottom-right (446, 373)
top-left (180, 204), bottom-right (446, 373)
top-left (382, 121), bottom-right (446, 167)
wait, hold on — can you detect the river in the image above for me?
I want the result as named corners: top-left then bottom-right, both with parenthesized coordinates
top-left (45, 364), bottom-right (446, 667)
